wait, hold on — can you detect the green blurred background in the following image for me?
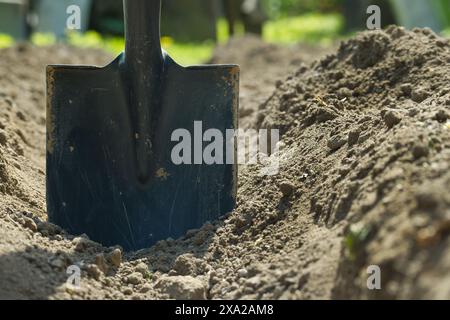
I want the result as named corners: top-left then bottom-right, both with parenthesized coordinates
top-left (0, 0), bottom-right (449, 65)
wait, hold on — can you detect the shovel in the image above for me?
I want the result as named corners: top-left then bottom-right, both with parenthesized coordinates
top-left (47, 0), bottom-right (239, 251)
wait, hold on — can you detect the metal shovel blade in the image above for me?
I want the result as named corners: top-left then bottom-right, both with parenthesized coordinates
top-left (46, 0), bottom-right (239, 250)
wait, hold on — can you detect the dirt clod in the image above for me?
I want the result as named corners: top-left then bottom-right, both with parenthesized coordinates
top-left (328, 135), bottom-right (347, 151)
top-left (23, 217), bottom-right (37, 232)
top-left (412, 143), bottom-right (429, 159)
top-left (86, 264), bottom-right (102, 280)
top-left (156, 276), bottom-right (207, 300)
top-left (348, 129), bottom-right (361, 146)
top-left (434, 110), bottom-right (449, 123)
top-left (383, 110), bottom-right (402, 128)
top-left (95, 254), bottom-right (108, 274)
top-left (135, 262), bottom-right (149, 276)
top-left (411, 87), bottom-right (430, 103)
top-left (109, 249), bottom-right (122, 268)
top-left (278, 181), bottom-right (295, 197)
top-left (126, 272), bottom-right (143, 285)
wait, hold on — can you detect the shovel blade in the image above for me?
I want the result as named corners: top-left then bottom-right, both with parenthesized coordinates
top-left (47, 55), bottom-right (239, 250)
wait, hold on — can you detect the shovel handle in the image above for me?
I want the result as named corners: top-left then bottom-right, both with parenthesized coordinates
top-left (122, 0), bottom-right (163, 183)
top-left (124, 0), bottom-right (163, 65)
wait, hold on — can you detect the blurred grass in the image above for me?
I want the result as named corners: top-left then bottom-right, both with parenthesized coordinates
top-left (0, 13), bottom-right (343, 64)
top-left (67, 31), bottom-right (215, 66)
top-left (26, 31), bottom-right (215, 66)
top-left (263, 13), bottom-right (343, 44)
top-left (216, 18), bottom-right (246, 44)
top-left (31, 32), bottom-right (57, 46)
top-left (0, 34), bottom-right (14, 49)
top-left (443, 28), bottom-right (450, 37)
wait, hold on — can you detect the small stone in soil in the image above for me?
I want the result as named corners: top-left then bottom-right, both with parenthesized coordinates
top-left (48, 256), bottom-right (65, 269)
top-left (348, 129), bottom-right (360, 146)
top-left (95, 254), bottom-right (108, 274)
top-left (122, 287), bottom-right (133, 296)
top-left (140, 283), bottom-right (152, 293)
top-left (156, 276), bottom-right (206, 300)
top-left (433, 110), bottom-right (448, 123)
top-left (412, 143), bottom-right (429, 159)
top-left (279, 181), bottom-right (295, 197)
top-left (109, 248), bottom-right (122, 268)
top-left (37, 221), bottom-right (62, 236)
top-left (73, 237), bottom-right (92, 252)
top-left (337, 87), bottom-right (352, 98)
top-left (23, 217), bottom-right (37, 232)
top-left (327, 136), bottom-right (347, 151)
top-left (411, 88), bottom-right (430, 103)
top-left (135, 262), bottom-right (149, 276)
top-left (400, 83), bottom-right (412, 96)
top-left (126, 272), bottom-right (143, 285)
top-left (0, 129), bottom-right (7, 146)
top-left (86, 264), bottom-right (102, 280)
top-left (383, 110), bottom-right (402, 128)
top-left (173, 254), bottom-right (196, 276)
top-left (237, 268), bottom-right (249, 278)
top-left (415, 190), bottom-right (438, 210)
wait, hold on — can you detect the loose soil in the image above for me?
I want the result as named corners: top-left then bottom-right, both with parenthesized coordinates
top-left (0, 28), bottom-right (449, 300)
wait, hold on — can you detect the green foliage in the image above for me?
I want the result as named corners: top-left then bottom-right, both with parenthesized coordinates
top-left (0, 30), bottom-right (213, 66)
top-left (263, 13), bottom-right (343, 44)
top-left (31, 33), bottom-right (56, 46)
top-left (163, 41), bottom-right (214, 66)
top-left (216, 18), bottom-right (245, 44)
top-left (0, 34), bottom-right (14, 49)
top-left (345, 223), bottom-right (372, 260)
top-left (443, 28), bottom-right (450, 37)
top-left (438, 0), bottom-right (450, 25)
top-left (27, 31), bottom-right (213, 66)
top-left (263, 0), bottom-right (342, 18)
top-left (67, 31), bottom-right (104, 49)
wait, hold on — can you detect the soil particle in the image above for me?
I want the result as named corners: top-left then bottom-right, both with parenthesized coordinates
top-left (412, 143), bottom-right (430, 159)
top-left (348, 129), bottom-right (361, 146)
top-left (36, 221), bottom-right (61, 236)
top-left (86, 264), bottom-right (102, 281)
top-left (126, 272), bottom-right (144, 285)
top-left (434, 110), bottom-right (449, 123)
top-left (135, 262), bottom-right (149, 276)
top-left (23, 217), bottom-right (37, 232)
top-left (383, 110), bottom-right (402, 128)
top-left (48, 256), bottom-right (65, 270)
top-left (411, 87), bottom-right (430, 103)
top-left (349, 31), bottom-right (390, 69)
top-left (400, 83), bottom-right (412, 96)
top-left (328, 135), bottom-right (347, 151)
top-left (0, 130), bottom-right (7, 146)
top-left (95, 254), bottom-right (108, 274)
top-left (156, 276), bottom-right (207, 300)
top-left (237, 268), bottom-right (249, 278)
top-left (122, 287), bottom-right (133, 296)
top-left (109, 248), bottom-right (123, 268)
top-left (73, 236), bottom-right (99, 252)
top-left (415, 189), bottom-right (439, 211)
top-left (172, 254), bottom-right (199, 276)
top-left (278, 181), bottom-right (295, 197)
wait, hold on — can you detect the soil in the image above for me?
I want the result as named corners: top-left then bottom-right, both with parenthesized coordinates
top-left (0, 28), bottom-right (450, 300)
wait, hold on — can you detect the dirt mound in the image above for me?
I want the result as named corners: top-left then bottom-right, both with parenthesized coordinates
top-left (1, 28), bottom-right (450, 300)
top-left (258, 26), bottom-right (450, 299)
